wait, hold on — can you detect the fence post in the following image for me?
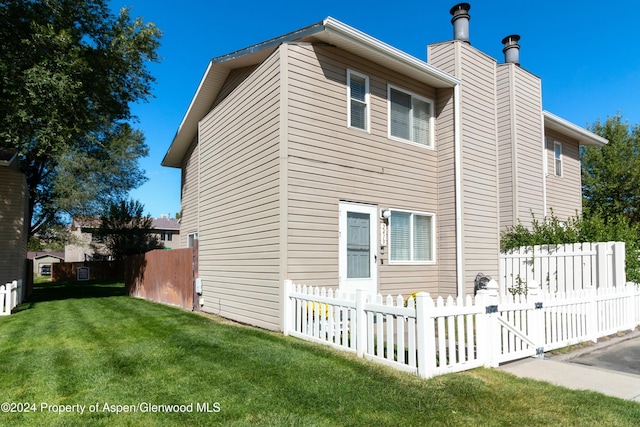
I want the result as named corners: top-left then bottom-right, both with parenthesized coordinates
top-left (595, 243), bottom-right (608, 289)
top-left (585, 286), bottom-right (598, 342)
top-left (10, 280), bottom-right (18, 310)
top-left (0, 284), bottom-right (7, 315)
top-left (355, 289), bottom-right (367, 358)
top-left (625, 283), bottom-right (636, 331)
top-left (612, 242), bottom-right (626, 287)
top-left (527, 280), bottom-right (544, 358)
top-left (477, 280), bottom-right (500, 368)
top-left (282, 280), bottom-right (293, 336)
top-left (416, 292), bottom-right (435, 378)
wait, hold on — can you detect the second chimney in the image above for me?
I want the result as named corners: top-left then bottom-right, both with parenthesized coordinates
top-left (502, 34), bottom-right (521, 65)
top-left (450, 3), bottom-right (471, 43)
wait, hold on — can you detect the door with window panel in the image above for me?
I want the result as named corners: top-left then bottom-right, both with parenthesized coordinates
top-left (339, 202), bottom-right (378, 295)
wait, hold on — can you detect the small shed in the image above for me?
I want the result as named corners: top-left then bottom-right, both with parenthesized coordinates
top-left (28, 252), bottom-right (65, 276)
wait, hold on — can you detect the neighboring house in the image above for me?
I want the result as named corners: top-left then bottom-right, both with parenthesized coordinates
top-left (28, 251), bottom-right (64, 276)
top-left (152, 216), bottom-right (181, 249)
top-left (0, 148), bottom-right (28, 285)
top-left (162, 4), bottom-right (606, 331)
top-left (65, 215), bottom-right (181, 262)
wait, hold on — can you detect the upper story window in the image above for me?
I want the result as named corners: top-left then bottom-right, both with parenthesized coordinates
top-left (347, 70), bottom-right (369, 131)
top-left (389, 210), bottom-right (435, 264)
top-left (388, 85), bottom-right (434, 148)
top-left (554, 141), bottom-right (563, 177)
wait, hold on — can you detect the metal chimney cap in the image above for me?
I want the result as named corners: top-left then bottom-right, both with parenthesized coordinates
top-left (450, 3), bottom-right (471, 19)
top-left (502, 34), bottom-right (521, 65)
top-left (501, 34), bottom-right (521, 48)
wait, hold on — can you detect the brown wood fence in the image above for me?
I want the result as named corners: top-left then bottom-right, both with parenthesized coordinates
top-left (124, 248), bottom-right (195, 311)
top-left (53, 260), bottom-right (124, 282)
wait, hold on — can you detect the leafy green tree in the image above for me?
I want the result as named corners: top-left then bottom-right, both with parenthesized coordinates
top-left (582, 114), bottom-right (640, 223)
top-left (97, 199), bottom-right (161, 260)
top-left (0, 0), bottom-right (161, 238)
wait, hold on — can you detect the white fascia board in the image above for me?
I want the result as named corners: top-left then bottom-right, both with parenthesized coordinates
top-left (323, 17), bottom-right (459, 88)
top-left (163, 17), bottom-right (459, 168)
top-left (543, 110), bottom-right (608, 146)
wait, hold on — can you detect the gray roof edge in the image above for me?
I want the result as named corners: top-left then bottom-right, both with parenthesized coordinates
top-left (211, 20), bottom-right (327, 65)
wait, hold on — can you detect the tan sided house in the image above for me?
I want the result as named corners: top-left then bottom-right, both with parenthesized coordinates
top-left (162, 3), bottom-right (606, 331)
top-left (0, 148), bottom-right (28, 286)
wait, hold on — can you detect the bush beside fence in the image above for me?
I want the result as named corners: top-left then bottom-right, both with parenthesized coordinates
top-left (283, 280), bottom-right (640, 379)
top-left (500, 242), bottom-right (625, 295)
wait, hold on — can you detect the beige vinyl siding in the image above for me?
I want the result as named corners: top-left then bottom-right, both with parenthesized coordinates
top-left (496, 66), bottom-right (515, 229)
top-left (285, 43), bottom-right (450, 296)
top-left (179, 138), bottom-right (199, 248)
top-left (511, 66), bottom-right (544, 225)
top-left (496, 65), bottom-right (545, 229)
top-left (432, 42), bottom-right (500, 291)
top-left (0, 167), bottom-right (27, 284)
top-left (212, 65), bottom-right (259, 108)
top-left (435, 87), bottom-right (457, 296)
top-left (545, 130), bottom-right (582, 220)
top-left (196, 49), bottom-right (282, 330)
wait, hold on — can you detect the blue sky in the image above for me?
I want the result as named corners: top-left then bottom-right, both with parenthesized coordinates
top-left (111, 0), bottom-right (640, 219)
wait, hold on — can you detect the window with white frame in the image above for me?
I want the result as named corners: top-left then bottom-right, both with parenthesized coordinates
top-left (188, 232), bottom-right (198, 248)
top-left (389, 210), bottom-right (435, 263)
top-left (347, 70), bottom-right (369, 131)
top-left (554, 141), bottom-right (562, 177)
top-left (388, 85), bottom-right (434, 147)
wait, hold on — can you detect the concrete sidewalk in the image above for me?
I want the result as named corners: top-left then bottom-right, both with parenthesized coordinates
top-left (498, 331), bottom-right (640, 402)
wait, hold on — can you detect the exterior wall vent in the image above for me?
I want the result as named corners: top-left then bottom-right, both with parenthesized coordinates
top-left (450, 3), bottom-right (471, 43)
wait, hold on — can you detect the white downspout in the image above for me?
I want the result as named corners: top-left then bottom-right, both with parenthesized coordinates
top-left (454, 83), bottom-right (463, 297)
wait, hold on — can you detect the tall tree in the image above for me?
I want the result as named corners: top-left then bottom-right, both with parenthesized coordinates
top-left (0, 0), bottom-right (161, 237)
top-left (97, 199), bottom-right (160, 260)
top-left (582, 114), bottom-right (640, 223)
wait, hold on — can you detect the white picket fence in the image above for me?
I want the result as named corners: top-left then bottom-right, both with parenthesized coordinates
top-left (283, 279), bottom-right (640, 379)
top-left (0, 280), bottom-right (24, 315)
top-left (500, 242), bottom-right (625, 295)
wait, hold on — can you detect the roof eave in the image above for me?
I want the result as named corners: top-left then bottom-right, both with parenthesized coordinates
top-left (162, 17), bottom-right (459, 168)
top-left (543, 111), bottom-right (608, 146)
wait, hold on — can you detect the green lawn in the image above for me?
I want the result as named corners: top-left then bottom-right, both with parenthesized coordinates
top-left (1, 281), bottom-right (638, 426)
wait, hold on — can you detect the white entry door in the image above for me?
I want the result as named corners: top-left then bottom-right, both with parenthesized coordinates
top-left (339, 202), bottom-right (378, 295)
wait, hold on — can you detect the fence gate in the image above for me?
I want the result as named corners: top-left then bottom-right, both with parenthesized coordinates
top-left (494, 300), bottom-right (541, 364)
top-left (478, 281), bottom-right (545, 367)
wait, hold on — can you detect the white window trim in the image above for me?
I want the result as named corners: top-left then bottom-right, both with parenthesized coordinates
top-left (347, 69), bottom-right (370, 132)
top-left (554, 140), bottom-right (563, 177)
top-left (388, 209), bottom-right (436, 265)
top-left (188, 232), bottom-right (199, 248)
top-left (387, 84), bottom-right (435, 149)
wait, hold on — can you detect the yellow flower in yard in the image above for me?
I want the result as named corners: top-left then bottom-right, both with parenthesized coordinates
top-left (306, 301), bottom-right (329, 319)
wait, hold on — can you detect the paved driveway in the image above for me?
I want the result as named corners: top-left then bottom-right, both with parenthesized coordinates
top-left (569, 335), bottom-right (640, 376)
top-left (499, 331), bottom-right (640, 402)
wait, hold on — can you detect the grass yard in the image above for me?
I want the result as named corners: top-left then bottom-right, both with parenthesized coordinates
top-left (0, 281), bottom-right (639, 426)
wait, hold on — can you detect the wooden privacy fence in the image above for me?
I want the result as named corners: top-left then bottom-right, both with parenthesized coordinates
top-left (53, 260), bottom-right (124, 282)
top-left (500, 242), bottom-right (626, 295)
top-left (0, 280), bottom-right (25, 315)
top-left (283, 280), bottom-right (640, 379)
top-left (125, 248), bottom-right (195, 311)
